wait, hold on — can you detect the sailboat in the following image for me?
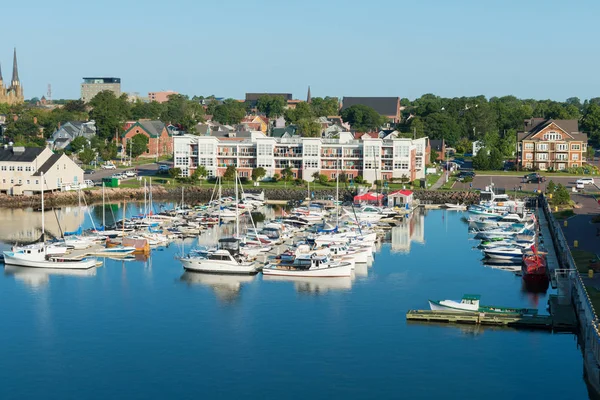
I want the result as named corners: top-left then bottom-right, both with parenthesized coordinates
top-left (178, 172), bottom-right (258, 275)
top-left (3, 173), bottom-right (98, 269)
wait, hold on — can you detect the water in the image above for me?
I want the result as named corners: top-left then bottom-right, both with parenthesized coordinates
top-left (0, 206), bottom-right (591, 399)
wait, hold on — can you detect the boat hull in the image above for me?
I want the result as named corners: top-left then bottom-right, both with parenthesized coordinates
top-left (262, 263), bottom-right (352, 278)
top-left (180, 258), bottom-right (258, 275)
top-left (2, 252), bottom-right (97, 270)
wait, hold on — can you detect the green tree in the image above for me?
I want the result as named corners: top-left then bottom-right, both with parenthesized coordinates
top-left (195, 165), bottom-right (208, 180)
top-left (455, 137), bottom-right (472, 154)
top-left (284, 102), bottom-right (314, 124)
top-left (161, 94), bottom-right (205, 131)
top-left (546, 180), bottom-right (556, 193)
top-left (69, 136), bottom-right (88, 153)
top-left (131, 100), bottom-right (165, 120)
top-left (63, 100), bottom-right (87, 113)
top-left (472, 147), bottom-right (490, 170)
top-left (4, 116), bottom-right (40, 140)
top-left (78, 146), bottom-right (96, 165)
top-left (341, 104), bottom-right (386, 131)
top-left (89, 91), bottom-right (131, 140)
top-left (281, 166), bottom-right (294, 184)
top-left (256, 95), bottom-right (286, 118)
top-left (430, 149), bottom-right (439, 164)
top-left (552, 184), bottom-right (571, 205)
top-left (297, 118), bottom-right (321, 137)
top-left (408, 116), bottom-right (426, 138)
top-left (223, 165), bottom-right (236, 180)
top-left (582, 103), bottom-right (600, 146)
top-left (100, 141), bottom-right (118, 161)
top-left (488, 147), bottom-right (504, 170)
top-left (127, 134), bottom-right (149, 159)
top-left (252, 167), bottom-right (266, 182)
top-left (212, 99), bottom-right (247, 125)
top-left (168, 167), bottom-right (182, 179)
top-left (310, 97), bottom-right (339, 117)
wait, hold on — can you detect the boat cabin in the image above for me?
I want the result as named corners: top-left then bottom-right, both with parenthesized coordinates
top-left (218, 238), bottom-right (241, 255)
top-left (207, 250), bottom-right (237, 262)
top-left (292, 254), bottom-right (330, 270)
top-left (460, 294), bottom-right (481, 307)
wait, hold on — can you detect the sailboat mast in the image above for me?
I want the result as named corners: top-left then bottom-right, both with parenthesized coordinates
top-left (41, 172), bottom-right (45, 239)
top-left (143, 179), bottom-right (147, 217)
top-left (102, 182), bottom-right (105, 227)
top-left (181, 186), bottom-right (184, 209)
top-left (336, 162), bottom-right (339, 227)
top-left (234, 172), bottom-right (239, 237)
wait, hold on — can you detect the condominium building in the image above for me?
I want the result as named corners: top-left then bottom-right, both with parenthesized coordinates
top-left (517, 118), bottom-right (587, 171)
top-left (81, 77), bottom-right (121, 103)
top-left (148, 90), bottom-right (178, 103)
top-left (173, 131), bottom-right (429, 182)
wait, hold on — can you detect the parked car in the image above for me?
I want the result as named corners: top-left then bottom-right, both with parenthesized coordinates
top-left (576, 181), bottom-right (585, 190)
top-left (576, 178), bottom-right (595, 185)
top-left (84, 180), bottom-right (94, 188)
top-left (522, 173), bottom-right (545, 183)
top-left (112, 173), bottom-right (126, 180)
top-left (84, 169), bottom-right (95, 175)
top-left (124, 170), bottom-right (137, 177)
top-left (158, 165), bottom-right (170, 173)
top-left (102, 163), bottom-right (116, 170)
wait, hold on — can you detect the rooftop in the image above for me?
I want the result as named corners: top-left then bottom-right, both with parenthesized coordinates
top-left (0, 147), bottom-right (45, 163)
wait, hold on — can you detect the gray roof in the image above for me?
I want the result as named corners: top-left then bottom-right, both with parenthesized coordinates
top-left (519, 118), bottom-right (586, 142)
top-left (138, 120), bottom-right (166, 138)
top-left (430, 139), bottom-right (445, 152)
top-left (272, 126), bottom-right (297, 138)
top-left (0, 147), bottom-right (45, 162)
top-left (33, 153), bottom-right (62, 176)
top-left (341, 97), bottom-right (400, 117)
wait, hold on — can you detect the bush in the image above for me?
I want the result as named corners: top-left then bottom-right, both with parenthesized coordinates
top-left (354, 175), bottom-right (364, 184)
top-left (551, 183), bottom-right (571, 205)
top-left (546, 180), bottom-right (556, 193)
top-left (294, 178), bottom-right (304, 186)
top-left (239, 177), bottom-right (249, 184)
top-left (272, 173), bottom-right (280, 182)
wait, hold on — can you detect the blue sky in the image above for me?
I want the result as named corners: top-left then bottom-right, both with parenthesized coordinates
top-left (3, 0), bottom-right (599, 101)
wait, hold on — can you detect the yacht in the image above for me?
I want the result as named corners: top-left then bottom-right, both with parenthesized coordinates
top-left (263, 254), bottom-right (352, 277)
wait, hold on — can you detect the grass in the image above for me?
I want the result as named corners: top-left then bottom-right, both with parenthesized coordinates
top-left (553, 209), bottom-right (576, 220)
top-left (426, 173), bottom-right (441, 188)
top-left (571, 249), bottom-right (600, 273)
top-left (440, 177), bottom-right (457, 190)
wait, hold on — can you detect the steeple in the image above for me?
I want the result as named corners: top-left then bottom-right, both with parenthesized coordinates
top-left (0, 62), bottom-right (3, 82)
top-left (307, 85), bottom-right (311, 103)
top-left (11, 48), bottom-right (19, 85)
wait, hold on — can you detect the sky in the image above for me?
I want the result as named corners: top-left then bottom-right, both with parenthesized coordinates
top-left (3, 0), bottom-right (599, 101)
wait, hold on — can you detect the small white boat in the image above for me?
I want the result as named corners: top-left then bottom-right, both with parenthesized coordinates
top-left (429, 294), bottom-right (537, 315)
top-left (482, 246), bottom-right (527, 260)
top-left (3, 248), bottom-right (97, 269)
top-left (92, 246), bottom-right (136, 257)
top-left (444, 203), bottom-right (467, 210)
top-left (262, 254), bottom-right (352, 277)
top-left (180, 249), bottom-right (258, 275)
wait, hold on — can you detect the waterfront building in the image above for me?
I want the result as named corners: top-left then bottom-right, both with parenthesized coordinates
top-left (173, 131), bottom-right (429, 182)
top-left (0, 146), bottom-right (84, 195)
top-left (148, 90), bottom-right (178, 103)
top-left (48, 121), bottom-right (97, 150)
top-left (81, 77), bottom-right (121, 103)
top-left (122, 120), bottom-right (173, 158)
top-left (517, 118), bottom-right (587, 170)
top-left (341, 97), bottom-right (401, 123)
top-left (0, 48), bottom-right (23, 105)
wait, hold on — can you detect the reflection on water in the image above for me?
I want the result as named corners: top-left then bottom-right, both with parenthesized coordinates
top-left (3, 264), bottom-right (97, 288)
top-left (0, 206), bottom-right (86, 242)
top-left (262, 274), bottom-right (353, 294)
top-left (180, 271), bottom-right (256, 303)
top-left (388, 210), bottom-right (425, 253)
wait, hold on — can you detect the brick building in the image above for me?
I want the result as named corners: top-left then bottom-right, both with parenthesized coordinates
top-left (122, 120), bottom-right (173, 158)
top-left (517, 118), bottom-right (587, 171)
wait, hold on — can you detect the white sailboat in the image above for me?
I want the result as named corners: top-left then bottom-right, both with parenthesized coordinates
top-left (3, 173), bottom-right (98, 270)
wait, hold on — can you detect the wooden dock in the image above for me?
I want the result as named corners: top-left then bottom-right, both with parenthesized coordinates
top-left (406, 310), bottom-right (554, 330)
top-left (537, 209), bottom-right (561, 288)
top-left (548, 294), bottom-right (578, 331)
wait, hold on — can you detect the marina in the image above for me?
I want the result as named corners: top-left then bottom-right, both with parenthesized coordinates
top-left (0, 190), bottom-right (593, 399)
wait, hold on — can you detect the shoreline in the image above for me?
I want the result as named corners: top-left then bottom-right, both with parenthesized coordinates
top-left (0, 187), bottom-right (481, 208)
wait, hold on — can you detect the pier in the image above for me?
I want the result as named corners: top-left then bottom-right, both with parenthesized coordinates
top-left (406, 310), bottom-right (555, 330)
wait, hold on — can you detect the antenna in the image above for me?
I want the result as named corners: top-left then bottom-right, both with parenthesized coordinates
top-left (47, 84), bottom-right (52, 103)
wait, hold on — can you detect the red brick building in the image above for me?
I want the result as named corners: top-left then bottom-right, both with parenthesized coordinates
top-left (122, 120), bottom-right (173, 158)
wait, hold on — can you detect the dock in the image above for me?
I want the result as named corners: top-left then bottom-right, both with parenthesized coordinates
top-left (537, 207), bottom-right (561, 288)
top-left (406, 310), bottom-right (554, 330)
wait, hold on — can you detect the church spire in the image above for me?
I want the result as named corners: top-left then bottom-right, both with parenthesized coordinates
top-left (307, 85), bottom-right (311, 103)
top-left (0, 62), bottom-right (3, 82)
top-left (12, 48), bottom-right (19, 84)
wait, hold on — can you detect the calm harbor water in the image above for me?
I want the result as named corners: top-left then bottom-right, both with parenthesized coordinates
top-left (0, 205), bottom-right (592, 399)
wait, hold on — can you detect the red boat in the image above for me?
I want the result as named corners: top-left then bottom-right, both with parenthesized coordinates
top-left (522, 245), bottom-right (547, 276)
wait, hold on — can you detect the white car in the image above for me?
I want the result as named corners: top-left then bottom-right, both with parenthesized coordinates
top-left (112, 173), bottom-right (126, 180)
top-left (84, 180), bottom-right (94, 188)
top-left (576, 178), bottom-right (595, 185)
top-left (125, 170), bottom-right (137, 177)
top-left (102, 163), bottom-right (116, 170)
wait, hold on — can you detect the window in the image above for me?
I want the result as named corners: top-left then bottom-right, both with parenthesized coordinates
top-left (524, 142), bottom-right (534, 150)
top-left (537, 143), bottom-right (548, 151)
top-left (17, 166), bottom-right (23, 172)
top-left (10, 179), bottom-right (13, 183)
top-left (257, 161), bottom-right (271, 168)
top-left (25, 166), bottom-right (31, 172)
top-left (258, 144), bottom-right (272, 156)
top-left (536, 153), bottom-right (548, 161)
top-left (35, 180), bottom-right (39, 185)
top-left (18, 179), bottom-right (21, 184)
top-left (572, 163), bottom-right (579, 167)
top-left (572, 154), bottom-right (579, 160)
top-left (364, 161), bottom-right (375, 169)
top-left (198, 143), bottom-right (213, 155)
top-left (394, 145), bottom-right (409, 158)
top-left (394, 162), bottom-right (409, 169)
top-left (558, 163), bottom-right (565, 170)
top-left (0, 166), bottom-right (5, 171)
top-left (304, 160), bottom-right (318, 169)
top-left (526, 162), bottom-right (533, 169)
top-left (571, 144), bottom-right (581, 150)
top-left (556, 143), bottom-right (568, 151)
top-left (26, 180), bottom-right (30, 184)
top-left (543, 132), bottom-right (562, 141)
top-left (538, 163), bottom-right (546, 170)
top-left (303, 144), bottom-right (318, 157)
top-left (525, 153), bottom-right (533, 160)
top-left (556, 154), bottom-right (567, 160)
top-left (364, 145), bottom-right (378, 158)
top-left (9, 166), bottom-right (14, 171)
top-left (199, 158), bottom-right (214, 167)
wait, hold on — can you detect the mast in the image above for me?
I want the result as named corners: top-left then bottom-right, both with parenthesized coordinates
top-left (336, 161), bottom-right (339, 227)
top-left (143, 179), bottom-right (147, 217)
top-left (41, 172), bottom-right (45, 242)
top-left (181, 186), bottom-right (184, 209)
top-left (102, 182), bottom-right (105, 227)
top-left (234, 171), bottom-right (239, 238)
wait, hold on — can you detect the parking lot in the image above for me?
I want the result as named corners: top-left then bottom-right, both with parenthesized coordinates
top-left (452, 174), bottom-right (597, 194)
top-left (84, 162), bottom-right (172, 184)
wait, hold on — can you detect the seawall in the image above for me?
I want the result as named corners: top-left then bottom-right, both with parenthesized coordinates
top-left (0, 187), bottom-right (481, 208)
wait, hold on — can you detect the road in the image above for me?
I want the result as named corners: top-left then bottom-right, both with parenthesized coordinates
top-left (84, 161), bottom-right (173, 184)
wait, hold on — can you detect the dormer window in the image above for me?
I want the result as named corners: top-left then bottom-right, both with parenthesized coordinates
top-left (543, 131), bottom-right (561, 141)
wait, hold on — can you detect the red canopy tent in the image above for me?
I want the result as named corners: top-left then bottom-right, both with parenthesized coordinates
top-left (354, 192), bottom-right (384, 203)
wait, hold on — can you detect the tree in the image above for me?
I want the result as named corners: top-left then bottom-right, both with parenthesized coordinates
top-left (161, 94), bottom-right (205, 131)
top-left (78, 147), bottom-right (96, 165)
top-left (341, 104), bottom-right (386, 131)
top-left (223, 165), bottom-right (236, 181)
top-left (472, 147), bottom-right (490, 170)
top-left (284, 102), bottom-right (313, 124)
top-left (281, 166), bottom-right (294, 183)
top-left (131, 100), bottom-right (165, 120)
top-left (195, 166), bottom-right (208, 180)
top-left (430, 149), bottom-right (439, 164)
top-left (546, 180), bottom-right (556, 193)
top-left (312, 171), bottom-right (321, 182)
top-left (456, 137), bottom-right (472, 154)
top-left (587, 145), bottom-right (596, 161)
top-left (252, 167), bottom-right (266, 182)
top-left (100, 141), bottom-right (118, 161)
top-left (63, 100), bottom-right (87, 113)
top-left (400, 174), bottom-right (410, 184)
top-left (488, 147), bottom-right (504, 170)
top-left (89, 91), bottom-right (131, 140)
top-left (552, 184), bottom-right (571, 205)
top-left (212, 99), bottom-right (247, 125)
top-left (127, 134), bottom-right (149, 159)
top-left (4, 116), bottom-right (40, 141)
top-left (582, 103), bottom-right (600, 147)
top-left (297, 118), bottom-right (322, 137)
top-left (69, 136), bottom-right (88, 153)
top-left (310, 97), bottom-right (339, 117)
top-left (168, 168), bottom-right (182, 179)
top-left (256, 95), bottom-right (286, 118)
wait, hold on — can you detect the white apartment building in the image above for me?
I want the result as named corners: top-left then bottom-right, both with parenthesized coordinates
top-left (174, 131), bottom-right (430, 183)
top-left (0, 146), bottom-right (84, 195)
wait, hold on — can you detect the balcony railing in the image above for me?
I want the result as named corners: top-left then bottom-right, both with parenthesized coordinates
top-left (381, 154), bottom-right (393, 159)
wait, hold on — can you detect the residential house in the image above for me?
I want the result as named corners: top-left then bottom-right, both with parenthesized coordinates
top-left (429, 139), bottom-right (446, 161)
top-left (122, 120), bottom-right (173, 158)
top-left (517, 118), bottom-right (587, 171)
top-left (0, 145), bottom-right (84, 195)
top-left (341, 97), bottom-right (401, 123)
top-left (271, 126), bottom-right (298, 138)
top-left (240, 115), bottom-right (268, 133)
top-left (48, 121), bottom-right (97, 150)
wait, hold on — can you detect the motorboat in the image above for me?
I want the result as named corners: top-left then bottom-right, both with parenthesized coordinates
top-left (444, 203), bottom-right (467, 210)
top-left (482, 245), bottom-right (528, 260)
top-left (3, 247), bottom-right (97, 269)
top-left (428, 294), bottom-right (537, 315)
top-left (179, 238), bottom-right (258, 275)
top-left (262, 254), bottom-right (352, 277)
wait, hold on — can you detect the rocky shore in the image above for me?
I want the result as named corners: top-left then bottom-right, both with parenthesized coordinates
top-left (0, 187), bottom-right (480, 208)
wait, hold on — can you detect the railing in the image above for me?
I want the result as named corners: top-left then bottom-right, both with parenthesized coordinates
top-left (381, 154), bottom-right (393, 159)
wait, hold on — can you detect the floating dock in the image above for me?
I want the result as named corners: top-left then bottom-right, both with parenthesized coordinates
top-left (406, 310), bottom-right (554, 330)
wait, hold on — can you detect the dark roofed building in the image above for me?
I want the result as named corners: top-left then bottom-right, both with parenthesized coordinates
top-left (429, 139), bottom-right (446, 161)
top-left (122, 120), bottom-right (173, 158)
top-left (341, 97), bottom-right (401, 123)
top-left (0, 146), bottom-right (45, 163)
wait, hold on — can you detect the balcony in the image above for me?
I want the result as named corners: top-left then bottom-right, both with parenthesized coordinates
top-left (381, 154), bottom-right (393, 159)
top-left (218, 152), bottom-right (238, 157)
top-left (238, 152), bottom-right (256, 157)
top-left (322, 153), bottom-right (342, 158)
top-left (344, 153), bottom-right (362, 158)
